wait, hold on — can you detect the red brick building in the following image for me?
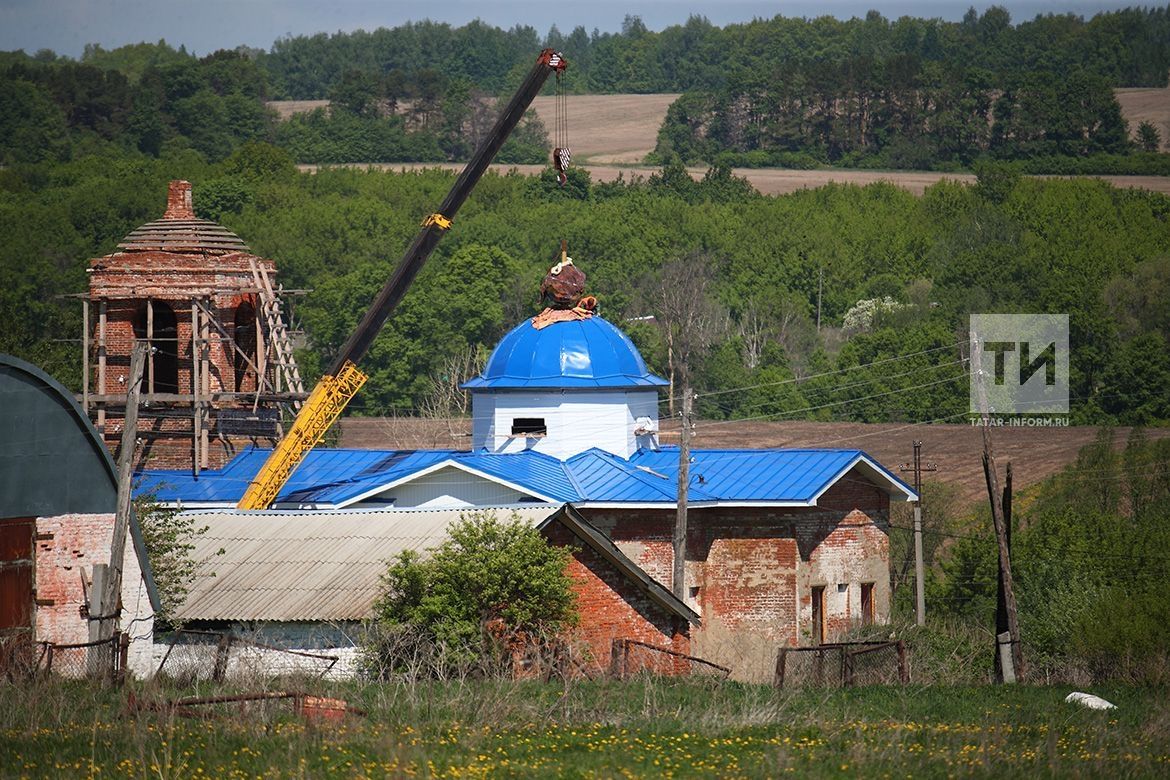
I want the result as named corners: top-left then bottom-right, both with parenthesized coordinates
top-left (130, 228), bottom-right (914, 682)
top-left (84, 181), bottom-right (303, 472)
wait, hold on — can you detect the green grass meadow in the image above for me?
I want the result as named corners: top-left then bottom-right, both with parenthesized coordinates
top-left (2, 678), bottom-right (1168, 778)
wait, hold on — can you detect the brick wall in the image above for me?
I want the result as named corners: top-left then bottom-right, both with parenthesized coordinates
top-left (542, 518), bottom-right (687, 675)
top-left (34, 513), bottom-right (155, 676)
top-left (579, 466), bottom-right (893, 682)
top-left (89, 248), bottom-right (281, 471)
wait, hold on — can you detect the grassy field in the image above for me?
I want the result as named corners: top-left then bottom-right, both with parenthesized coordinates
top-left (2, 677), bottom-right (1166, 777)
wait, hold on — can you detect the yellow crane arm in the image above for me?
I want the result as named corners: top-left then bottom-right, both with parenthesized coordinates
top-left (237, 360), bottom-right (368, 510)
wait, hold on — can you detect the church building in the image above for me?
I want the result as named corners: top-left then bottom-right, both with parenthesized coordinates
top-left (140, 295), bottom-right (916, 680)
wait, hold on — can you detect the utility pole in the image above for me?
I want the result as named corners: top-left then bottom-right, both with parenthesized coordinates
top-left (100, 341), bottom-right (147, 642)
top-left (673, 388), bottom-right (692, 601)
top-left (900, 441), bottom-right (937, 626)
top-left (995, 463), bottom-right (1014, 682)
top-left (972, 329), bottom-right (1025, 682)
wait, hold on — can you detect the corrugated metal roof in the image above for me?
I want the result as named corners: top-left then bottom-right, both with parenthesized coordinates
top-left (136, 446), bottom-right (917, 508)
top-left (116, 218), bottom-right (250, 253)
top-left (462, 316), bottom-right (668, 390)
top-left (174, 505), bottom-right (559, 622)
top-left (628, 448), bottom-right (902, 502)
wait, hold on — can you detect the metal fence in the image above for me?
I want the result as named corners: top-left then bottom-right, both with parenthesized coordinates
top-left (0, 633), bottom-right (127, 683)
top-left (609, 638), bottom-right (732, 679)
top-left (155, 630), bottom-right (340, 683)
top-left (774, 641), bottom-right (909, 688)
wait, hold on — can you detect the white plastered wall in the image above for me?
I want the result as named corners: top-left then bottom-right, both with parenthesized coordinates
top-left (471, 389), bottom-right (659, 460)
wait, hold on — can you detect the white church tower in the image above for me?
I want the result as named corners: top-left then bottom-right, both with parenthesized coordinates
top-left (463, 315), bottom-right (667, 460)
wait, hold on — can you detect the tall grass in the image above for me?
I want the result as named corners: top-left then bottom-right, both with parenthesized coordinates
top-left (2, 672), bottom-right (1167, 778)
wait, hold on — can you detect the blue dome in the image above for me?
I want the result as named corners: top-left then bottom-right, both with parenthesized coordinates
top-left (462, 316), bottom-right (669, 390)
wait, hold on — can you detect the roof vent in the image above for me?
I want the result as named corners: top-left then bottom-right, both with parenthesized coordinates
top-left (162, 180), bottom-right (196, 220)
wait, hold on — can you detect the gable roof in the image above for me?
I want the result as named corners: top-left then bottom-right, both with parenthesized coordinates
top-left (167, 504), bottom-right (699, 627)
top-left (136, 445), bottom-right (917, 509)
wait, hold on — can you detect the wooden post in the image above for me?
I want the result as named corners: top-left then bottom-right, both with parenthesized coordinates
top-left (972, 328), bottom-right (1025, 682)
top-left (99, 342), bottom-right (146, 643)
top-left (118, 631), bottom-right (130, 685)
top-left (900, 442), bottom-right (937, 627)
top-left (82, 297), bottom-right (90, 414)
top-left (774, 648), bottom-right (787, 688)
top-left (192, 302), bottom-right (201, 477)
top-left (897, 640), bottom-right (908, 683)
top-left (995, 463), bottom-right (1014, 681)
top-left (200, 302), bottom-right (211, 470)
top-left (255, 296), bottom-right (266, 392)
top-left (609, 639), bottom-right (630, 679)
top-left (87, 563), bottom-right (107, 677)
top-left (213, 634), bottom-right (232, 682)
top-left (146, 300), bottom-right (154, 395)
top-left (912, 441), bottom-right (926, 626)
top-left (673, 388), bottom-right (691, 600)
top-left (97, 301), bottom-right (107, 428)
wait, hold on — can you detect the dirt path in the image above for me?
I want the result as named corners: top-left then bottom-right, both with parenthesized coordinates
top-left (298, 161), bottom-right (1170, 196)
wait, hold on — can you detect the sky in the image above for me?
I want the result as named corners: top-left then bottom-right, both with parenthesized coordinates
top-left (0, 0), bottom-right (1148, 58)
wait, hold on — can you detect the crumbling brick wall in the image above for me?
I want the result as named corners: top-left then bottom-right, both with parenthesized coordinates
top-left (542, 518), bottom-right (688, 675)
top-left (33, 513), bottom-right (155, 676)
top-left (579, 466), bottom-right (892, 682)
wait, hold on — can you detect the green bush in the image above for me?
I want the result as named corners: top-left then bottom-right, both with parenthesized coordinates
top-left (367, 510), bottom-right (577, 672)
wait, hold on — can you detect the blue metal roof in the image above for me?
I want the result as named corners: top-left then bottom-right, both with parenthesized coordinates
top-left (462, 316), bottom-right (668, 390)
top-left (136, 446), bottom-right (915, 508)
top-left (627, 448), bottom-right (912, 502)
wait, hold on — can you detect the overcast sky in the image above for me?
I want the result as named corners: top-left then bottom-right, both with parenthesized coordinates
top-left (0, 1), bottom-right (1147, 58)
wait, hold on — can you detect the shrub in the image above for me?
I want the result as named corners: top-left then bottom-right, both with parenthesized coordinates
top-left (367, 511), bottom-right (577, 674)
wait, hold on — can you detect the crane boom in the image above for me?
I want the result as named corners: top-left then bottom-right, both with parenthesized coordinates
top-left (238, 49), bottom-right (566, 510)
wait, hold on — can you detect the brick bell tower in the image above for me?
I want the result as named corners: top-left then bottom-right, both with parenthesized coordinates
top-left (83, 180), bottom-right (305, 473)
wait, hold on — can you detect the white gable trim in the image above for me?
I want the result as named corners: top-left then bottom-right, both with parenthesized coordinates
top-left (330, 459), bottom-right (561, 509)
top-left (810, 454), bottom-right (919, 505)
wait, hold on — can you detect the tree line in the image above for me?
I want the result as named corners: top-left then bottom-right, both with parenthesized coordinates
top-left (5, 7), bottom-right (1169, 172)
top-left (0, 45), bottom-right (549, 166)
top-left (259, 7), bottom-right (1170, 98)
top-left (2, 145), bottom-right (1167, 428)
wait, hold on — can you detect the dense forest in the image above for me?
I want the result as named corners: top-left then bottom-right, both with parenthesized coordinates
top-left (3, 7), bottom-right (1170, 171)
top-left (2, 145), bottom-right (1167, 427)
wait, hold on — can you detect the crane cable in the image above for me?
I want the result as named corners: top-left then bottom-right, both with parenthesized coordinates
top-left (553, 68), bottom-right (571, 186)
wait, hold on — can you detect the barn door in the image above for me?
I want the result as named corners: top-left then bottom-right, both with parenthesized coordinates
top-left (0, 518), bottom-right (35, 673)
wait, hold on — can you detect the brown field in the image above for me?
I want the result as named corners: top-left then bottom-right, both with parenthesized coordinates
top-left (299, 160), bottom-right (1170, 196)
top-left (339, 417), bottom-right (1170, 507)
top-left (528, 93), bottom-right (681, 163)
top-left (278, 89), bottom-right (1170, 195)
top-left (1116, 87), bottom-right (1170, 151)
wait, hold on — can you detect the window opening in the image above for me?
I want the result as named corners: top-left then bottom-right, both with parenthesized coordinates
top-left (234, 302), bottom-right (258, 392)
top-left (511, 417), bottom-right (547, 437)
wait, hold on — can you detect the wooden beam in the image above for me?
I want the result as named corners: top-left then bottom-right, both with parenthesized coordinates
top-left (99, 341), bottom-right (146, 643)
top-left (82, 297), bottom-right (90, 414)
top-left (97, 301), bottom-right (107, 428)
top-left (192, 302), bottom-right (201, 477)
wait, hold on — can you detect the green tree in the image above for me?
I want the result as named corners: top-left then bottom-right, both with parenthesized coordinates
top-left (370, 511), bottom-right (577, 661)
top-left (1137, 121), bottom-right (1162, 152)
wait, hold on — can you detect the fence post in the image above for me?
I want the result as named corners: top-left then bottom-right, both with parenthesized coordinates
top-left (118, 632), bottom-right (130, 685)
top-left (45, 644), bottom-right (54, 676)
top-left (609, 639), bottom-right (624, 680)
top-left (213, 634), bottom-right (232, 682)
top-left (814, 648), bottom-right (824, 686)
top-left (774, 648), bottom-right (787, 689)
top-left (897, 640), bottom-right (909, 684)
top-left (843, 649), bottom-right (854, 687)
